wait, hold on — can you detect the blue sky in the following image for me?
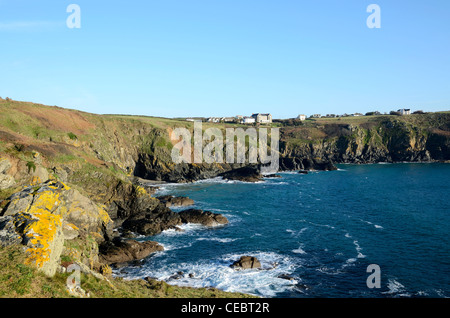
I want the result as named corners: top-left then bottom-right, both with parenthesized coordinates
top-left (0, 0), bottom-right (449, 118)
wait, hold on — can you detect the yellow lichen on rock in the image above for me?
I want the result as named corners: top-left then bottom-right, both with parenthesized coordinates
top-left (23, 208), bottom-right (63, 275)
top-left (1, 180), bottom-right (112, 277)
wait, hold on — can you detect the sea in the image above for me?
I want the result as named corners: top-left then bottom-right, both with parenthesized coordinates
top-left (114, 163), bottom-right (450, 298)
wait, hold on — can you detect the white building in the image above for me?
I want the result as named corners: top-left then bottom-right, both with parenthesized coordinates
top-left (297, 114), bottom-right (306, 121)
top-left (242, 117), bottom-right (256, 124)
top-left (251, 113), bottom-right (272, 124)
top-left (221, 117), bottom-right (236, 123)
top-left (207, 117), bottom-right (220, 123)
top-left (398, 109), bottom-right (411, 115)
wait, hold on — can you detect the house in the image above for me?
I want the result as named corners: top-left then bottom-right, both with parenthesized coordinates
top-left (353, 113), bottom-right (363, 117)
top-left (186, 118), bottom-right (195, 122)
top-left (207, 117), bottom-right (220, 123)
top-left (251, 113), bottom-right (272, 124)
top-left (398, 109), bottom-right (411, 115)
top-left (242, 116), bottom-right (256, 124)
top-left (310, 114), bottom-right (321, 118)
top-left (221, 117), bottom-right (236, 123)
top-left (297, 114), bottom-right (306, 121)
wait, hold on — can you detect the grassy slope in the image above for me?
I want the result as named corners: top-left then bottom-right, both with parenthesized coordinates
top-left (0, 245), bottom-right (253, 298)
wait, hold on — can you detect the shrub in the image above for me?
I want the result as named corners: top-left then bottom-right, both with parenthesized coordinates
top-left (26, 161), bottom-right (36, 174)
top-left (67, 132), bottom-right (78, 140)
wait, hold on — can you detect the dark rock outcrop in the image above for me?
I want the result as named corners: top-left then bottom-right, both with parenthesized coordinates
top-left (121, 203), bottom-right (228, 236)
top-left (219, 165), bottom-right (263, 182)
top-left (157, 195), bottom-right (194, 208)
top-left (99, 238), bottom-right (163, 265)
top-left (230, 256), bottom-right (261, 270)
top-left (121, 202), bottom-right (182, 236)
top-left (178, 209), bottom-right (228, 227)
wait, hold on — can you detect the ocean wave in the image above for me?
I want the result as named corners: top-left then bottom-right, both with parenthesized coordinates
top-left (118, 251), bottom-right (300, 298)
top-left (382, 279), bottom-right (411, 297)
top-left (353, 240), bottom-right (366, 258)
top-left (359, 219), bottom-right (384, 230)
top-left (196, 237), bottom-right (238, 243)
top-left (159, 223), bottom-right (205, 237)
top-left (292, 245), bottom-right (307, 254)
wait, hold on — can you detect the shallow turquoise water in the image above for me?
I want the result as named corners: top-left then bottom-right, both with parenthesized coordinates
top-left (116, 163), bottom-right (450, 298)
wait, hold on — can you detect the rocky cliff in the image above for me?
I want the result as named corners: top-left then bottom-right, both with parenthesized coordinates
top-left (0, 99), bottom-right (449, 287)
top-left (279, 114), bottom-right (450, 166)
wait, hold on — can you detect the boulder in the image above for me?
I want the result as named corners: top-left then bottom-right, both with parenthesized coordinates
top-left (0, 180), bottom-right (114, 276)
top-left (99, 238), bottom-right (163, 265)
top-left (230, 256), bottom-right (261, 270)
top-left (2, 180), bottom-right (113, 242)
top-left (178, 209), bottom-right (228, 227)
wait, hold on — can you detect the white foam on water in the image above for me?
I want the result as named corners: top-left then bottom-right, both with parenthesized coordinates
top-left (196, 237), bottom-right (238, 243)
top-left (292, 245), bottom-right (307, 254)
top-left (159, 223), bottom-right (205, 237)
top-left (383, 279), bottom-right (411, 297)
top-left (374, 224), bottom-right (383, 229)
top-left (353, 240), bottom-right (366, 258)
top-left (120, 251), bottom-right (300, 297)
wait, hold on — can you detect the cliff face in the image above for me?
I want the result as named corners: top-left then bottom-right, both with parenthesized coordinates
top-left (280, 114), bottom-right (450, 166)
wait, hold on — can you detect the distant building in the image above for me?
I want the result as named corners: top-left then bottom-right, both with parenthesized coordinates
top-left (221, 117), bottom-right (236, 123)
top-left (311, 114), bottom-right (321, 118)
top-left (353, 113), bottom-right (363, 117)
top-left (251, 113), bottom-right (272, 124)
top-left (186, 118), bottom-right (195, 122)
top-left (398, 109), bottom-right (411, 115)
top-left (242, 116), bottom-right (256, 124)
top-left (207, 117), bottom-right (220, 123)
top-left (297, 114), bottom-right (306, 121)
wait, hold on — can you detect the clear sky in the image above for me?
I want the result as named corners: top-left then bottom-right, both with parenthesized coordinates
top-left (0, 0), bottom-right (449, 118)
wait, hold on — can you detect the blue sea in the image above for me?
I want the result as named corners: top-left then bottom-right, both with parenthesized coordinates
top-left (116, 163), bottom-right (450, 298)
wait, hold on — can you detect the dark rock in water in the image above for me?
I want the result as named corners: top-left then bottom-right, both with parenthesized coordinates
top-left (312, 159), bottom-right (338, 171)
top-left (264, 174), bottom-right (282, 178)
top-left (219, 165), bottom-right (263, 182)
top-left (99, 238), bottom-right (163, 265)
top-left (298, 170), bottom-right (308, 174)
top-left (121, 202), bottom-right (183, 236)
top-left (277, 274), bottom-right (296, 281)
top-left (295, 283), bottom-right (310, 291)
top-left (169, 271), bottom-right (185, 280)
top-left (279, 157), bottom-right (337, 172)
top-left (178, 209), bottom-right (228, 227)
top-left (156, 195), bottom-right (194, 208)
top-left (230, 256), bottom-right (261, 270)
